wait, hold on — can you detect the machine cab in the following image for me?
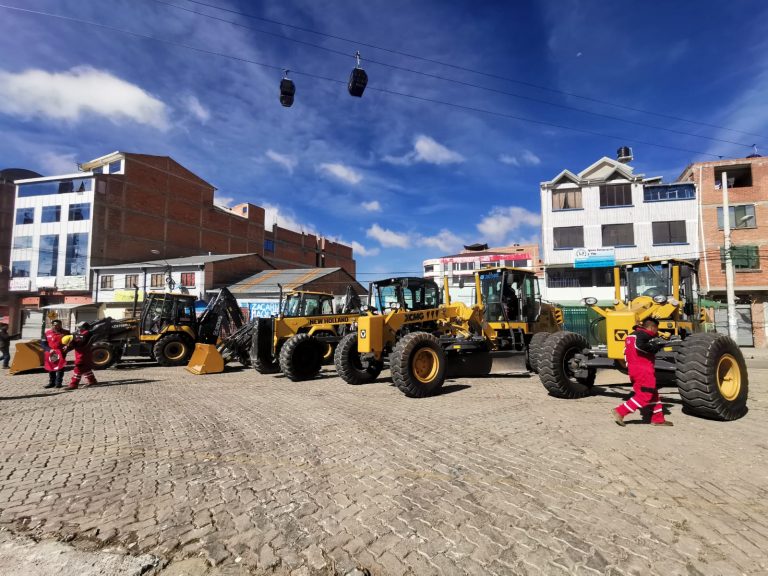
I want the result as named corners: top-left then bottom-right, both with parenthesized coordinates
top-left (623, 259), bottom-right (699, 321)
top-left (369, 277), bottom-right (440, 313)
top-left (281, 291), bottom-right (335, 317)
top-left (477, 267), bottom-right (541, 324)
top-left (141, 292), bottom-right (197, 335)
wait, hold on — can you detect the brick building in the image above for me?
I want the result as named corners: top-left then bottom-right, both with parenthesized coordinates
top-left (679, 154), bottom-right (767, 346)
top-left (6, 152), bottom-right (355, 332)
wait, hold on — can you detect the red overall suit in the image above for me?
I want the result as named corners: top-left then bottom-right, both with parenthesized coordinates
top-left (614, 325), bottom-right (667, 424)
top-left (65, 330), bottom-right (98, 389)
top-left (44, 327), bottom-right (69, 388)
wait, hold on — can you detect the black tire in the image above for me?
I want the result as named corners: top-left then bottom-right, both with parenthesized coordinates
top-left (153, 334), bottom-right (193, 366)
top-left (676, 333), bottom-right (748, 420)
top-left (539, 331), bottom-right (595, 398)
top-left (91, 341), bottom-right (117, 370)
top-left (279, 333), bottom-right (323, 381)
top-left (390, 332), bottom-right (446, 398)
top-left (527, 332), bottom-right (551, 374)
top-left (250, 318), bottom-right (280, 374)
top-left (334, 332), bottom-right (383, 385)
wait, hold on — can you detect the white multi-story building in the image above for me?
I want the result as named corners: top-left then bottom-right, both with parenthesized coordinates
top-left (540, 150), bottom-right (699, 304)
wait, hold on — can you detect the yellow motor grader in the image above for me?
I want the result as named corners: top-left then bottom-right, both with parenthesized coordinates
top-left (536, 258), bottom-right (748, 421)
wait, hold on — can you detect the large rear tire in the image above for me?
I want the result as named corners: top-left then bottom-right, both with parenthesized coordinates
top-left (91, 341), bottom-right (118, 370)
top-left (527, 332), bottom-right (551, 374)
top-left (676, 333), bottom-right (748, 420)
top-left (539, 331), bottom-right (594, 398)
top-left (154, 334), bottom-right (193, 366)
top-left (250, 318), bottom-right (280, 374)
top-left (390, 332), bottom-right (446, 398)
top-left (279, 333), bottom-right (323, 381)
top-left (334, 333), bottom-right (383, 385)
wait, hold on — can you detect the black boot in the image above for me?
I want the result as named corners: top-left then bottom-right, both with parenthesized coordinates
top-left (44, 373), bottom-right (56, 389)
top-left (55, 371), bottom-right (64, 388)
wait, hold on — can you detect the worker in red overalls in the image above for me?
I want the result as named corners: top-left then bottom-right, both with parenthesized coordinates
top-left (612, 317), bottom-right (673, 427)
top-left (61, 323), bottom-right (98, 390)
top-left (43, 319), bottom-right (69, 389)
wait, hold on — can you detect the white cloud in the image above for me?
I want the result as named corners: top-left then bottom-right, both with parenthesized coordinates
top-left (318, 162), bottom-right (363, 185)
top-left (0, 66), bottom-right (170, 130)
top-left (213, 191), bottom-right (235, 207)
top-left (350, 240), bottom-right (380, 257)
top-left (38, 151), bottom-right (78, 175)
top-left (361, 200), bottom-right (381, 212)
top-left (421, 229), bottom-right (462, 253)
top-left (383, 134), bottom-right (464, 166)
top-left (182, 94), bottom-right (210, 123)
top-left (477, 206), bottom-right (542, 244)
top-left (265, 150), bottom-right (298, 174)
top-left (263, 203), bottom-right (317, 234)
top-left (499, 150), bottom-right (541, 167)
top-left (366, 223), bottom-right (410, 248)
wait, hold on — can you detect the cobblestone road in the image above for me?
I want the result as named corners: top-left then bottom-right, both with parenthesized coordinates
top-left (0, 358), bottom-right (767, 575)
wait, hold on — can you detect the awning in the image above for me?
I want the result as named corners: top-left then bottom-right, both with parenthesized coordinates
top-left (40, 303), bottom-right (99, 310)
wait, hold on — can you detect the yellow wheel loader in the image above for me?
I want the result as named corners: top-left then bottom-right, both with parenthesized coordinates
top-left (536, 259), bottom-right (748, 421)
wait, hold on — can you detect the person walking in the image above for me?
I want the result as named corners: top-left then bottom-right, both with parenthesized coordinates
top-left (62, 323), bottom-right (98, 390)
top-left (43, 319), bottom-right (69, 389)
top-left (612, 317), bottom-right (673, 427)
top-left (0, 323), bottom-right (18, 369)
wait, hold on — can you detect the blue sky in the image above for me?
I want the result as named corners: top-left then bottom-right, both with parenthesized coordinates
top-left (1, 0), bottom-right (767, 280)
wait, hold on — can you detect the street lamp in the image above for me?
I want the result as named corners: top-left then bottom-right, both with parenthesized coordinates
top-left (150, 249), bottom-right (175, 291)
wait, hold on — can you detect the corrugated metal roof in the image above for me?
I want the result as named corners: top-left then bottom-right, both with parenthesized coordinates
top-left (93, 254), bottom-right (258, 270)
top-left (228, 268), bottom-right (342, 295)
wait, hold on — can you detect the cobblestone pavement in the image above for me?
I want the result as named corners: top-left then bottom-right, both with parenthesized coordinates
top-left (0, 358), bottom-right (767, 576)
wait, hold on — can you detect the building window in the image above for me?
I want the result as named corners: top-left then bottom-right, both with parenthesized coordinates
top-left (11, 261), bottom-right (31, 277)
top-left (13, 236), bottom-right (33, 249)
top-left (17, 178), bottom-right (93, 198)
top-left (15, 207), bottom-right (34, 225)
top-left (424, 265), bottom-right (434, 273)
top-left (552, 189), bottom-right (582, 210)
top-left (599, 183), bottom-right (632, 207)
top-left (150, 273), bottom-right (164, 288)
top-left (553, 226), bottom-right (584, 249)
top-left (38, 235), bottom-right (59, 277)
top-left (92, 167), bottom-right (103, 174)
top-left (601, 223), bottom-right (635, 247)
top-left (452, 262), bottom-right (474, 271)
top-left (41, 205), bottom-right (61, 223)
top-left (125, 274), bottom-right (139, 289)
top-left (720, 246), bottom-right (759, 271)
top-left (451, 277), bottom-right (464, 285)
top-left (108, 160), bottom-right (122, 174)
top-left (68, 203), bottom-right (91, 221)
top-left (644, 183), bottom-right (695, 202)
top-left (65, 233), bottom-right (88, 276)
top-left (652, 221), bottom-right (687, 244)
top-left (180, 272), bottom-right (196, 287)
top-left (100, 275), bottom-right (114, 289)
top-left (717, 205), bottom-right (756, 229)
top-left (714, 165), bottom-right (752, 188)
top-left (264, 238), bottom-right (275, 252)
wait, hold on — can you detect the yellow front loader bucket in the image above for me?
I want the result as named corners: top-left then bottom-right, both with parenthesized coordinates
top-left (185, 343), bottom-right (225, 375)
top-left (10, 340), bottom-right (45, 375)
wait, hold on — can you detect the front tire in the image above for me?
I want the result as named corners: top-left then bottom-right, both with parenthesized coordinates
top-left (539, 331), bottom-right (594, 398)
top-left (527, 332), bottom-right (551, 374)
top-left (676, 333), bottom-right (748, 420)
top-left (334, 333), bottom-right (383, 385)
top-left (279, 334), bottom-right (323, 381)
top-left (250, 318), bottom-right (280, 374)
top-left (390, 332), bottom-right (446, 398)
top-left (91, 342), bottom-right (118, 370)
top-left (153, 334), bottom-right (193, 366)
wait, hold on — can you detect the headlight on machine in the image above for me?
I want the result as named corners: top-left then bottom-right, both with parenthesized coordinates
top-left (584, 296), bottom-right (598, 306)
top-left (652, 295), bottom-right (668, 304)
top-left (668, 298), bottom-right (679, 307)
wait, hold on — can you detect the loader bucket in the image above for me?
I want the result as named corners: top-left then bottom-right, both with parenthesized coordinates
top-left (185, 343), bottom-right (225, 375)
top-left (10, 340), bottom-right (45, 375)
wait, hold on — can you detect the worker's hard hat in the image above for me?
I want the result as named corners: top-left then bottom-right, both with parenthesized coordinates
top-left (61, 335), bottom-right (73, 345)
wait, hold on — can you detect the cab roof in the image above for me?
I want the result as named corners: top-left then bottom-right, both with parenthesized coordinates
top-left (620, 258), bottom-right (696, 267)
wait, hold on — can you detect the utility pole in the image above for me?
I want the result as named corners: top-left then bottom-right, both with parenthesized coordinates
top-left (721, 172), bottom-right (739, 341)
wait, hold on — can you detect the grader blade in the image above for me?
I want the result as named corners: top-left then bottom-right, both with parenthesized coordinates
top-left (487, 350), bottom-right (529, 376)
top-left (9, 340), bottom-right (45, 374)
top-left (445, 350), bottom-right (493, 378)
top-left (185, 343), bottom-right (225, 375)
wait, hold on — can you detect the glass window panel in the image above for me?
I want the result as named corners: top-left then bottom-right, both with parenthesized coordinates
top-left (13, 236), bottom-right (33, 249)
top-left (38, 235), bottom-right (59, 277)
top-left (125, 274), bottom-right (139, 288)
top-left (150, 274), bottom-right (164, 288)
top-left (108, 160), bottom-right (122, 173)
top-left (180, 273), bottom-right (195, 287)
top-left (553, 226), bottom-right (584, 249)
top-left (65, 233), bottom-right (88, 276)
top-left (17, 179), bottom-right (92, 197)
top-left (100, 275), bottom-right (114, 289)
top-left (599, 183), bottom-right (632, 207)
top-left (15, 208), bottom-right (34, 225)
top-left (68, 203), bottom-right (91, 221)
top-left (652, 221), bottom-right (687, 244)
top-left (602, 224), bottom-right (634, 246)
top-left (717, 205), bottom-right (756, 229)
top-left (11, 260), bottom-right (31, 277)
top-left (41, 205), bottom-right (61, 223)
top-left (552, 189), bottom-right (582, 210)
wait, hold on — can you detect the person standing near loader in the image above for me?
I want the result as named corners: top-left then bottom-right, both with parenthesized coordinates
top-left (612, 317), bottom-right (673, 427)
top-left (62, 323), bottom-right (98, 389)
top-left (0, 323), bottom-right (18, 369)
top-left (43, 319), bottom-right (69, 388)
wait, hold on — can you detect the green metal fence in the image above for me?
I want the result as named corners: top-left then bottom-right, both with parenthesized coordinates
top-left (560, 306), bottom-right (605, 346)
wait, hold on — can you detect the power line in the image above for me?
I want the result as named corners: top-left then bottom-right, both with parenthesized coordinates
top-left (0, 3), bottom-right (727, 158)
top-left (151, 0), bottom-right (754, 150)
top-left (173, 0), bottom-right (768, 141)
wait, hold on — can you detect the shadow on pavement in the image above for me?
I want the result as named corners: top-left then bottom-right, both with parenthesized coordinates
top-left (0, 391), bottom-right (66, 401)
top-left (436, 384), bottom-right (472, 395)
top-left (93, 378), bottom-right (155, 387)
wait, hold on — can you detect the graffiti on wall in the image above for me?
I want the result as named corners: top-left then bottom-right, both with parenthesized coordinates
top-left (248, 301), bottom-right (280, 319)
